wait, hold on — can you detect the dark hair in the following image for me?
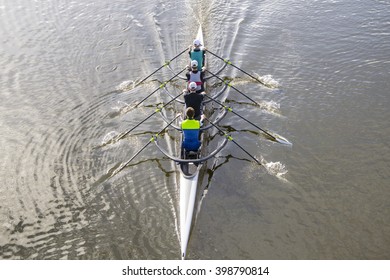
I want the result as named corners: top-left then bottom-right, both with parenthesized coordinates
top-left (186, 107), bottom-right (195, 119)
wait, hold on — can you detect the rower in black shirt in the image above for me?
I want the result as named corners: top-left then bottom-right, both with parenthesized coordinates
top-left (183, 82), bottom-right (205, 125)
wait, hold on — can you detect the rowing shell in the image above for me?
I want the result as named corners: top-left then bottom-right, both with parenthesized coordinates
top-left (179, 25), bottom-right (205, 260)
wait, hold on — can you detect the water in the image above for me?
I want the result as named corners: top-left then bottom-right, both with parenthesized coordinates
top-left (1, 0), bottom-right (389, 260)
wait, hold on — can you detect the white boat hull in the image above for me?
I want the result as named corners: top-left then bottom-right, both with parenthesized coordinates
top-left (179, 25), bottom-right (205, 259)
top-left (179, 167), bottom-right (199, 259)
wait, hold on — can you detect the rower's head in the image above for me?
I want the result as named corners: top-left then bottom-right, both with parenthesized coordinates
top-left (190, 60), bottom-right (198, 71)
top-left (188, 82), bottom-right (197, 92)
top-left (193, 39), bottom-right (201, 47)
top-left (186, 107), bottom-right (195, 120)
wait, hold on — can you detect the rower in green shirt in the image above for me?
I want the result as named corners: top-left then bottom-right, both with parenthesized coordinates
top-left (189, 39), bottom-right (206, 71)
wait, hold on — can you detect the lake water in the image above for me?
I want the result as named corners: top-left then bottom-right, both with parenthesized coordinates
top-left (1, 0), bottom-right (389, 259)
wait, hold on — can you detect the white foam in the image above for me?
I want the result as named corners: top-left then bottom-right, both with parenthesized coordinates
top-left (258, 74), bottom-right (280, 88)
top-left (258, 100), bottom-right (281, 115)
top-left (246, 155), bottom-right (289, 182)
top-left (102, 131), bottom-right (119, 146)
top-left (116, 80), bottom-right (136, 91)
top-left (264, 161), bottom-right (288, 178)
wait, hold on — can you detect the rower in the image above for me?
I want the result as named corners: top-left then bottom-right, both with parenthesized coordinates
top-left (184, 82), bottom-right (205, 124)
top-left (181, 107), bottom-right (201, 152)
top-left (188, 39), bottom-right (206, 71)
top-left (186, 60), bottom-right (205, 93)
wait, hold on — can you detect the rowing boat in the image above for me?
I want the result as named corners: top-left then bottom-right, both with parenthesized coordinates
top-left (161, 26), bottom-right (230, 259)
top-left (178, 26), bottom-right (205, 260)
top-left (108, 26), bottom-right (291, 259)
top-left (154, 26), bottom-right (232, 259)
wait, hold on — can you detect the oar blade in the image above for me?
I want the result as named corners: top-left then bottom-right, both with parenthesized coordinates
top-left (264, 131), bottom-right (292, 146)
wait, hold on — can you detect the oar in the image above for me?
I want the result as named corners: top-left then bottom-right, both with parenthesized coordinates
top-left (134, 48), bottom-right (188, 87)
top-left (207, 49), bottom-right (269, 87)
top-left (110, 114), bottom-right (181, 177)
top-left (205, 117), bottom-right (263, 166)
top-left (206, 70), bottom-right (260, 106)
top-left (113, 90), bottom-right (185, 143)
top-left (204, 94), bottom-right (291, 145)
top-left (132, 67), bottom-right (187, 109)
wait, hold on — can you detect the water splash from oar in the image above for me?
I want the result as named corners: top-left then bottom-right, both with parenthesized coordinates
top-left (246, 155), bottom-right (289, 182)
top-left (265, 161), bottom-right (288, 177)
top-left (116, 80), bottom-right (137, 91)
top-left (101, 131), bottom-right (120, 147)
top-left (105, 101), bottom-right (139, 119)
top-left (253, 74), bottom-right (280, 88)
top-left (258, 100), bottom-right (282, 116)
top-left (262, 159), bottom-right (289, 182)
top-left (227, 75), bottom-right (278, 89)
top-left (116, 79), bottom-right (159, 92)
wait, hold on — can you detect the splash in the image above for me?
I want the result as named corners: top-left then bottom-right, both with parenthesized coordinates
top-left (244, 155), bottom-right (289, 182)
top-left (116, 80), bottom-right (136, 91)
top-left (262, 157), bottom-right (289, 182)
top-left (101, 130), bottom-right (143, 149)
top-left (265, 161), bottom-right (287, 177)
top-left (227, 74), bottom-right (280, 88)
top-left (258, 100), bottom-right (281, 116)
top-left (256, 74), bottom-right (280, 88)
top-left (102, 131), bottom-right (120, 146)
top-left (107, 100), bottom-right (142, 119)
top-left (112, 100), bottom-right (130, 111)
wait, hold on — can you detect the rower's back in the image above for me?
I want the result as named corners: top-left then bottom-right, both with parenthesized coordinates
top-left (181, 107), bottom-right (201, 152)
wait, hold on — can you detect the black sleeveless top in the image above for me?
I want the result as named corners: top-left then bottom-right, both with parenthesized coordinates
top-left (184, 91), bottom-right (204, 120)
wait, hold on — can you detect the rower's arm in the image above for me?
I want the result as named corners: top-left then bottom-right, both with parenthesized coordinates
top-left (200, 71), bottom-right (206, 82)
top-left (188, 45), bottom-right (192, 56)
